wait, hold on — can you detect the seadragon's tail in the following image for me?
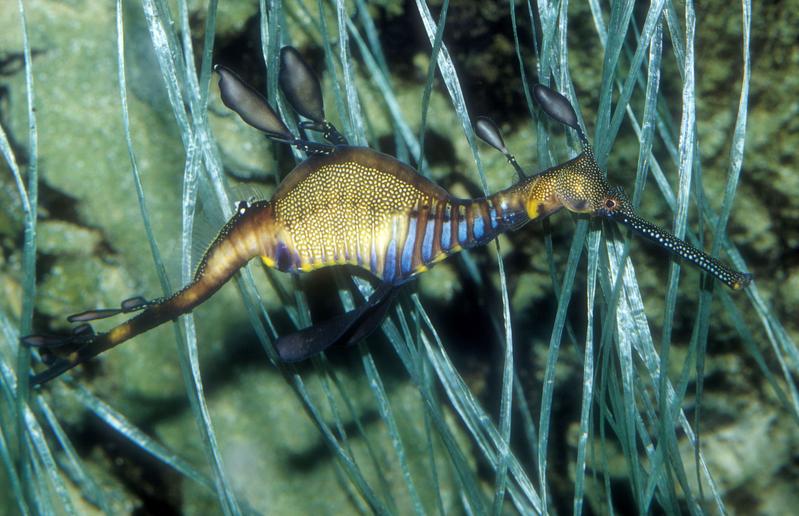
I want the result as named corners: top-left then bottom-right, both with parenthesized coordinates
top-left (24, 201), bottom-right (277, 385)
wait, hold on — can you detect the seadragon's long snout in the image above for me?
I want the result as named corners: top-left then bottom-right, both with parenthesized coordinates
top-left (594, 188), bottom-right (752, 290)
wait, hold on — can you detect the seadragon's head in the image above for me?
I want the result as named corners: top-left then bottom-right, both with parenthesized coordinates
top-left (533, 84), bottom-right (752, 290)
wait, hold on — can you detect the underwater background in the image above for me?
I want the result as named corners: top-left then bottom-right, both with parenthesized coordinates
top-left (1, 0), bottom-right (798, 514)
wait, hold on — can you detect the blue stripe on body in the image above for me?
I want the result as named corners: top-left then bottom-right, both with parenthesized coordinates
top-left (401, 217), bottom-right (418, 276)
top-left (421, 219), bottom-right (435, 263)
top-left (370, 240), bottom-right (378, 274)
top-left (489, 202), bottom-right (498, 229)
top-left (458, 215), bottom-right (467, 244)
top-left (472, 214), bottom-right (485, 241)
top-left (441, 220), bottom-right (451, 251)
top-left (384, 238), bottom-right (397, 283)
top-left (275, 241), bottom-right (295, 271)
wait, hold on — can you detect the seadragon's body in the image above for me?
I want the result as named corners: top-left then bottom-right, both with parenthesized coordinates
top-left (24, 47), bottom-right (752, 385)
top-left (174, 145), bottom-right (569, 322)
top-left (223, 146), bottom-right (568, 282)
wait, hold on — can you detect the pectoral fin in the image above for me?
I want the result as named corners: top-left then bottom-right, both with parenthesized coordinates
top-left (276, 283), bottom-right (397, 362)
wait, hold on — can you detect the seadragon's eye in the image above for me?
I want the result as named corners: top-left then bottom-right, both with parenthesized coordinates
top-left (605, 198), bottom-right (617, 210)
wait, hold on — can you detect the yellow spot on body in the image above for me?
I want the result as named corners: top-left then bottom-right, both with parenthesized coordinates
top-left (108, 324), bottom-right (132, 343)
top-left (261, 256), bottom-right (276, 268)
